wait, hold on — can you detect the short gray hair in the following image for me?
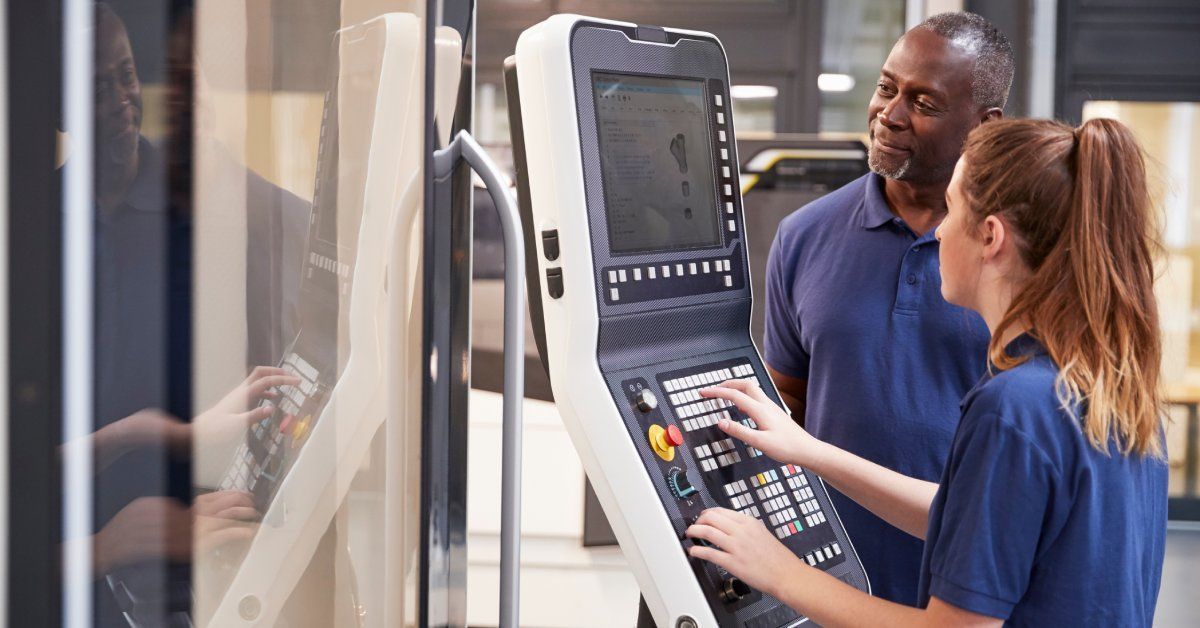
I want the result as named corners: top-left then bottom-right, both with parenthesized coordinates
top-left (916, 11), bottom-right (1014, 110)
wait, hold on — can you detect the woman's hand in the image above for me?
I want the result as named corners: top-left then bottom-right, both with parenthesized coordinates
top-left (685, 507), bottom-right (807, 599)
top-left (701, 379), bottom-right (827, 472)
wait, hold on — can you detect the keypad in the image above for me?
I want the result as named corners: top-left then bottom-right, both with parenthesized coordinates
top-left (600, 257), bottom-right (738, 305)
top-left (647, 357), bottom-right (851, 584)
top-left (693, 437), bottom-right (740, 472)
top-left (664, 362), bottom-right (758, 435)
top-left (782, 463), bottom-right (827, 530)
top-left (803, 542), bottom-right (842, 567)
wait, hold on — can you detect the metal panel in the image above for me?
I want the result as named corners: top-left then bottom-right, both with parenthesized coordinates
top-left (420, 1), bottom-right (473, 625)
top-left (1056, 0), bottom-right (1200, 120)
top-left (6, 0), bottom-right (64, 625)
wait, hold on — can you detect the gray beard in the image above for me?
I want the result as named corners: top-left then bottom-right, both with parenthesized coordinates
top-left (867, 143), bottom-right (912, 180)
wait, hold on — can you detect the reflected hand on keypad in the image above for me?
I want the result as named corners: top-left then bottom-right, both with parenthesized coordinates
top-left (93, 491), bottom-right (258, 576)
top-left (194, 365), bottom-right (302, 449)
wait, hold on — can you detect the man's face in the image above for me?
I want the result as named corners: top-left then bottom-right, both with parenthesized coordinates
top-left (866, 28), bottom-right (981, 185)
top-left (95, 15), bottom-right (142, 166)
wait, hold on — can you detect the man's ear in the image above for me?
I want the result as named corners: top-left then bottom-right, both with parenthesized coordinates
top-left (980, 107), bottom-right (1004, 123)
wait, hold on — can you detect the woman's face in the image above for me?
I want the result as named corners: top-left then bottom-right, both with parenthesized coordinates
top-left (935, 157), bottom-right (985, 310)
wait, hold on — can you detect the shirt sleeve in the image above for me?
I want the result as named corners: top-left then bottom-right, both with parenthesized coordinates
top-left (927, 408), bottom-right (1058, 619)
top-left (762, 226), bottom-right (810, 379)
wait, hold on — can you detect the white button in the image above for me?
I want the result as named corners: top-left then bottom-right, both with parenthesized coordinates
top-left (714, 94), bottom-right (723, 107)
top-left (662, 265), bottom-right (671, 278)
top-left (608, 270), bottom-right (618, 283)
top-left (610, 288), bottom-right (620, 301)
top-left (726, 202), bottom-right (734, 214)
top-left (724, 275), bottom-right (733, 287)
top-left (618, 269), bottom-right (627, 282)
top-left (676, 263), bottom-right (685, 275)
top-left (723, 184), bottom-right (733, 196)
top-left (720, 148), bottom-right (729, 159)
top-left (724, 260), bottom-right (732, 271)
top-left (702, 261), bottom-right (711, 273)
top-left (719, 130), bottom-right (726, 142)
top-left (689, 263), bottom-right (698, 275)
top-left (717, 112), bottom-right (725, 124)
top-left (722, 166), bottom-right (731, 178)
top-left (648, 266), bottom-right (657, 279)
top-left (633, 268), bottom-right (642, 281)
top-left (728, 220), bottom-right (737, 232)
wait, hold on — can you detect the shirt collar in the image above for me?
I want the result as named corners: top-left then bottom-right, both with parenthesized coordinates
top-left (859, 172), bottom-right (896, 230)
top-left (1000, 331), bottom-right (1048, 360)
top-left (960, 331), bottom-right (1048, 410)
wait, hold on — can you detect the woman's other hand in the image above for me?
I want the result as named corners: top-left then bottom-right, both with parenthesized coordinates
top-left (685, 507), bottom-right (806, 599)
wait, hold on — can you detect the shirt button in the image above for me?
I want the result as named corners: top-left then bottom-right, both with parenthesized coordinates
top-left (906, 273), bottom-right (917, 285)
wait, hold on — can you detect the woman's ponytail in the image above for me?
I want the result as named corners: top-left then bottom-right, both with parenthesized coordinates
top-left (962, 118), bottom-right (1164, 457)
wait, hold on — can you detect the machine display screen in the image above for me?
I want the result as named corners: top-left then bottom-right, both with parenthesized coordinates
top-left (593, 72), bottom-right (720, 254)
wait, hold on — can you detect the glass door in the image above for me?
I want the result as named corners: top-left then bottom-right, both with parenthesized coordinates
top-left (5, 1), bottom-right (472, 625)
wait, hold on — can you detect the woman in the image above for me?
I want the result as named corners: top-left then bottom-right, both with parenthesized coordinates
top-left (688, 118), bottom-right (1168, 626)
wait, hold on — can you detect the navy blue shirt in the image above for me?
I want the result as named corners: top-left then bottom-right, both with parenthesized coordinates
top-left (919, 334), bottom-right (1168, 625)
top-left (763, 173), bottom-right (989, 604)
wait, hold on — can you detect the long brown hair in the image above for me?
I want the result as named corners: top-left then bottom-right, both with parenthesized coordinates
top-left (960, 118), bottom-right (1163, 457)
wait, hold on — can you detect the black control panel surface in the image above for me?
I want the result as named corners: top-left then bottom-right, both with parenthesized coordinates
top-left (607, 349), bottom-right (863, 626)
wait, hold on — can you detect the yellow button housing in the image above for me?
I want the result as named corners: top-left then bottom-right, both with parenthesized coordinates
top-left (648, 424), bottom-right (676, 461)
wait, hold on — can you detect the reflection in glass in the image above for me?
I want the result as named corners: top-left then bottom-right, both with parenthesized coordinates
top-left (78, 2), bottom-right (430, 626)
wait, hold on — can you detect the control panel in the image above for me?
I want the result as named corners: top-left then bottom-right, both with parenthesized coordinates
top-left (507, 14), bottom-right (868, 627)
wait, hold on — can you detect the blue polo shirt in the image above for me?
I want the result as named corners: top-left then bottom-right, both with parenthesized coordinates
top-left (763, 172), bottom-right (989, 604)
top-left (919, 334), bottom-right (1167, 624)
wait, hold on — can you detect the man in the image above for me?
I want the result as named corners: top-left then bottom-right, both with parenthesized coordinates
top-left (763, 12), bottom-right (1014, 605)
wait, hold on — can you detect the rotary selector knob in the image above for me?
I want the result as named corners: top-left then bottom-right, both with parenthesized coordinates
top-left (667, 468), bottom-right (697, 499)
top-left (635, 389), bottom-right (658, 412)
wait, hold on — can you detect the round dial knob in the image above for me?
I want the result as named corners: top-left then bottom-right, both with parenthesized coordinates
top-left (720, 577), bottom-right (752, 603)
top-left (635, 389), bottom-right (658, 412)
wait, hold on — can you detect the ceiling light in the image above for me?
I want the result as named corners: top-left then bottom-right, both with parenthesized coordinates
top-left (729, 85), bottom-right (778, 100)
top-left (818, 73), bottom-right (855, 93)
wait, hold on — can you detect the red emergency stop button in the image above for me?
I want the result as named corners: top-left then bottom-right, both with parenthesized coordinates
top-left (664, 425), bottom-right (684, 447)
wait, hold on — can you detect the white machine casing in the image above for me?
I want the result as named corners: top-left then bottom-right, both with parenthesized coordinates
top-left (516, 14), bottom-right (734, 627)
